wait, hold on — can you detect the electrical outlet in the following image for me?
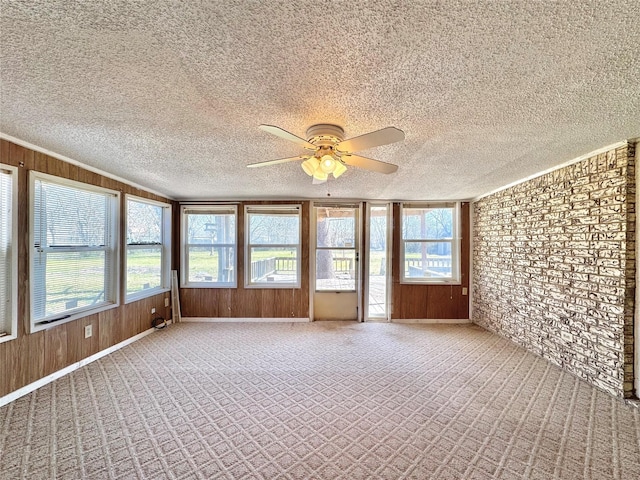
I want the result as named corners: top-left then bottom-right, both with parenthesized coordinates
top-left (164, 298), bottom-right (169, 307)
top-left (151, 307), bottom-right (156, 314)
top-left (84, 325), bottom-right (92, 338)
top-left (462, 287), bottom-right (468, 295)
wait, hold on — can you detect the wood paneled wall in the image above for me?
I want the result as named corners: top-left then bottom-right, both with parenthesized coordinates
top-left (0, 139), bottom-right (174, 398)
top-left (179, 201), bottom-right (469, 320)
top-left (179, 201), bottom-right (310, 318)
top-left (391, 202), bottom-right (470, 319)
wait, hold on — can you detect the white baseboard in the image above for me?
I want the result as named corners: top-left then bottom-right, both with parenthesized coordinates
top-left (392, 318), bottom-right (471, 324)
top-left (182, 317), bottom-right (310, 323)
top-left (0, 324), bottom-right (164, 408)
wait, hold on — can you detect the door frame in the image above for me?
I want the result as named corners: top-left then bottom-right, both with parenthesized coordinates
top-left (363, 202), bottom-right (393, 321)
top-left (310, 201), bottom-right (363, 321)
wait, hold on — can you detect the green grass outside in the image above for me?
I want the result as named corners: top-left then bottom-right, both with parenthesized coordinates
top-left (39, 249), bottom-right (451, 315)
top-left (40, 250), bottom-right (163, 316)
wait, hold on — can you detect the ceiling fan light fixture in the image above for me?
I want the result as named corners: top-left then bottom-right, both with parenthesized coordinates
top-left (332, 161), bottom-right (347, 178)
top-left (253, 123), bottom-right (404, 181)
top-left (319, 154), bottom-right (337, 174)
top-left (301, 157), bottom-right (320, 176)
top-left (313, 170), bottom-right (328, 181)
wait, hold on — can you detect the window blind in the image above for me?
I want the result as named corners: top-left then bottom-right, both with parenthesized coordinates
top-left (246, 205), bottom-right (300, 245)
top-left (183, 206), bottom-right (236, 216)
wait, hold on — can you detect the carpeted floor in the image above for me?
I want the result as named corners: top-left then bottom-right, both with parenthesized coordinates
top-left (1, 322), bottom-right (639, 479)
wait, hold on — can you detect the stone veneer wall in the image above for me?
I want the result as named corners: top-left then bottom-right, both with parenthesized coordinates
top-left (473, 143), bottom-right (636, 398)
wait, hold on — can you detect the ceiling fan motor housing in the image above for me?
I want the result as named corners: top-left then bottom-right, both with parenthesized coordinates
top-left (306, 124), bottom-right (345, 146)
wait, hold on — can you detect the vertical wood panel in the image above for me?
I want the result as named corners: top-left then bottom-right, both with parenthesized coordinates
top-left (261, 290), bottom-right (277, 317)
top-left (460, 202), bottom-right (470, 290)
top-left (426, 286), bottom-right (457, 318)
top-left (16, 146), bottom-right (30, 337)
top-left (237, 205), bottom-right (245, 290)
top-left (0, 139), bottom-right (10, 166)
top-left (27, 332), bottom-right (45, 387)
top-left (0, 140), bottom-right (174, 398)
top-left (66, 319), bottom-right (84, 365)
top-left (244, 289), bottom-right (262, 318)
top-left (300, 202), bottom-right (310, 318)
top-left (122, 301), bottom-right (139, 341)
top-left (171, 201), bottom-right (180, 272)
top-left (44, 327), bottom-right (68, 374)
top-left (275, 289), bottom-right (293, 318)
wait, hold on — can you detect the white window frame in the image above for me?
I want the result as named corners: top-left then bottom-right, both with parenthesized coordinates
top-left (245, 204), bottom-right (302, 289)
top-left (0, 164), bottom-right (18, 343)
top-left (29, 172), bottom-right (120, 332)
top-left (181, 205), bottom-right (238, 288)
top-left (125, 195), bottom-right (172, 303)
top-left (400, 202), bottom-right (461, 284)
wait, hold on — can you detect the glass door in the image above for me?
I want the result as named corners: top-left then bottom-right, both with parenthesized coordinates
top-left (364, 203), bottom-right (391, 321)
top-left (312, 203), bottom-right (360, 321)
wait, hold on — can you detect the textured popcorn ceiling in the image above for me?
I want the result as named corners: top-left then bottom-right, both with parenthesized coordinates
top-left (1, 1), bottom-right (639, 201)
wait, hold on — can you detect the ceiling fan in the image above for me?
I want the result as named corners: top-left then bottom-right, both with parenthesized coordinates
top-left (249, 123), bottom-right (405, 184)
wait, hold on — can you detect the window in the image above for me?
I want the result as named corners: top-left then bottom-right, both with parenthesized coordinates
top-left (125, 196), bottom-right (171, 302)
top-left (30, 173), bottom-right (119, 330)
top-left (246, 205), bottom-right (301, 288)
top-left (182, 206), bottom-right (237, 287)
top-left (0, 165), bottom-right (17, 342)
top-left (315, 205), bottom-right (358, 291)
top-left (401, 202), bottom-right (460, 283)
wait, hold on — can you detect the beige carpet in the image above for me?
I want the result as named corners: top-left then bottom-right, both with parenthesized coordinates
top-left (1, 322), bottom-right (639, 479)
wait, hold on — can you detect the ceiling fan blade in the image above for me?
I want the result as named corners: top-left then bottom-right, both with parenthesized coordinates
top-left (341, 154), bottom-right (398, 174)
top-left (336, 127), bottom-right (405, 153)
top-left (259, 125), bottom-right (316, 150)
top-left (247, 155), bottom-right (308, 168)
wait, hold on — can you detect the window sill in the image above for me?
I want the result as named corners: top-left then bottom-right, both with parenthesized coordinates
top-left (0, 334), bottom-right (17, 344)
top-left (245, 283), bottom-right (301, 289)
top-left (181, 282), bottom-right (237, 289)
top-left (400, 279), bottom-right (462, 285)
top-left (30, 302), bottom-right (119, 333)
top-left (125, 287), bottom-right (171, 304)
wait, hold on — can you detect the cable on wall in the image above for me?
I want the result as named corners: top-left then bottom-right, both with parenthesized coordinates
top-left (152, 316), bottom-right (167, 329)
